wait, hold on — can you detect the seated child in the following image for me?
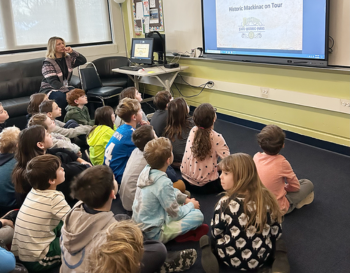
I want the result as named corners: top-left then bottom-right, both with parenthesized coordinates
top-left (132, 137), bottom-right (206, 243)
top-left (201, 153), bottom-right (284, 272)
top-left (12, 154), bottom-right (71, 272)
top-left (120, 125), bottom-right (186, 212)
top-left (28, 113), bottom-right (80, 155)
top-left (64, 88), bottom-right (94, 125)
top-left (27, 93), bottom-right (48, 121)
top-left (60, 165), bottom-right (167, 273)
top-left (253, 124), bottom-right (314, 215)
top-left (87, 106), bottom-right (116, 165)
top-left (164, 97), bottom-right (194, 167)
top-left (87, 220), bottom-right (198, 273)
top-left (87, 220), bottom-right (144, 273)
top-left (12, 125), bottom-right (89, 206)
top-left (39, 99), bottom-right (91, 138)
top-left (115, 87), bottom-right (149, 128)
top-left (0, 127), bottom-right (20, 216)
top-left (0, 102), bottom-right (9, 133)
top-left (150, 90), bottom-right (172, 137)
top-left (104, 98), bottom-right (143, 183)
top-left (181, 103), bottom-right (230, 194)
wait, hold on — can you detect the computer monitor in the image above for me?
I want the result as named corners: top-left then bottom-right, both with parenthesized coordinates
top-left (130, 38), bottom-right (154, 65)
top-left (145, 32), bottom-right (166, 64)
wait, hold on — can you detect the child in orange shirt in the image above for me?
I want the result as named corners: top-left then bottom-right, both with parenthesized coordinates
top-left (253, 125), bottom-right (314, 214)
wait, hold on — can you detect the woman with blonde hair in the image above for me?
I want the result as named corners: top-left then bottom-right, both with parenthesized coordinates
top-left (39, 36), bottom-right (87, 119)
top-left (200, 153), bottom-right (285, 273)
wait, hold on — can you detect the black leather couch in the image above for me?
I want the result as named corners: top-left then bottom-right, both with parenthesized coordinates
top-left (0, 58), bottom-right (80, 129)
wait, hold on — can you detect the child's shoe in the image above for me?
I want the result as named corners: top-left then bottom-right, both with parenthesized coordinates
top-left (272, 239), bottom-right (290, 273)
top-left (296, 191), bottom-right (314, 209)
top-left (160, 249), bottom-right (197, 272)
top-left (199, 235), bottom-right (219, 273)
top-left (175, 224), bottom-right (209, 243)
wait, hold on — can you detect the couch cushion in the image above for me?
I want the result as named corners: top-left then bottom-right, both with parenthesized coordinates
top-left (0, 58), bottom-right (44, 100)
top-left (2, 96), bottom-right (31, 118)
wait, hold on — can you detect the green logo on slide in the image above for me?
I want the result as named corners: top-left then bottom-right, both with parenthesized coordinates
top-left (239, 17), bottom-right (265, 39)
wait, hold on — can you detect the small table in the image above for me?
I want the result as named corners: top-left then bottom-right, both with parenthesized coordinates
top-left (112, 65), bottom-right (188, 92)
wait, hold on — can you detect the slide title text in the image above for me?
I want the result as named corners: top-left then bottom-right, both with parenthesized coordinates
top-left (229, 3), bottom-right (283, 11)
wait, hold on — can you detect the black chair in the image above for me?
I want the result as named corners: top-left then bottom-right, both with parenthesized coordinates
top-left (92, 56), bottom-right (133, 88)
top-left (78, 62), bottom-right (123, 106)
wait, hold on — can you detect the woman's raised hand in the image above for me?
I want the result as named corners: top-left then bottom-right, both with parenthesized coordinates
top-left (65, 46), bottom-right (73, 53)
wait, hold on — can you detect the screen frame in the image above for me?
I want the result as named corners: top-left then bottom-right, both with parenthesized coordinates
top-left (145, 32), bottom-right (166, 64)
top-left (130, 38), bottom-right (154, 65)
top-left (201, 0), bottom-right (330, 67)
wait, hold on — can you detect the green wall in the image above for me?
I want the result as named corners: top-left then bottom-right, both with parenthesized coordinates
top-left (124, 4), bottom-right (350, 147)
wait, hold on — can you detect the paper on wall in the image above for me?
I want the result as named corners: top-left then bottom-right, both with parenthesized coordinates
top-left (143, 0), bottom-right (150, 16)
top-left (150, 9), bottom-right (159, 24)
top-left (136, 2), bottom-right (143, 19)
top-left (150, 0), bottom-right (156, 8)
top-left (144, 17), bottom-right (150, 33)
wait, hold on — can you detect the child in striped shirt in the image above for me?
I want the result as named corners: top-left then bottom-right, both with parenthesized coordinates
top-left (11, 154), bottom-right (71, 272)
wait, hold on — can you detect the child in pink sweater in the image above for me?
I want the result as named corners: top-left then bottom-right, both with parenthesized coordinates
top-left (181, 103), bottom-right (229, 194)
top-left (253, 125), bottom-right (314, 215)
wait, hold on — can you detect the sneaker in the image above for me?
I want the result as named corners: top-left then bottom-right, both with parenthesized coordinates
top-left (175, 224), bottom-right (209, 243)
top-left (272, 239), bottom-right (290, 273)
top-left (199, 235), bottom-right (219, 273)
top-left (1, 209), bottom-right (19, 224)
top-left (296, 191), bottom-right (314, 209)
top-left (160, 249), bottom-right (197, 272)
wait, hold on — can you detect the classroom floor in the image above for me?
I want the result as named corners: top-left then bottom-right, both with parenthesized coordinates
top-left (111, 116), bottom-right (350, 273)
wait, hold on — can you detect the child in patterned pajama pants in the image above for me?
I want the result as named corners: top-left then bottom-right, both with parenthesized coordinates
top-left (132, 137), bottom-right (206, 243)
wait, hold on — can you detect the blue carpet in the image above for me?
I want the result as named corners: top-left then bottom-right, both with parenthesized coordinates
top-left (111, 118), bottom-right (350, 273)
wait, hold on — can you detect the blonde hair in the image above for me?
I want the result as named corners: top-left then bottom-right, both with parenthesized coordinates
top-left (46, 36), bottom-right (67, 59)
top-left (218, 153), bottom-right (282, 232)
top-left (144, 137), bottom-right (172, 169)
top-left (0, 126), bottom-right (20, 154)
top-left (88, 221), bottom-right (144, 273)
top-left (116, 98), bottom-right (141, 123)
top-left (28, 113), bottom-right (49, 130)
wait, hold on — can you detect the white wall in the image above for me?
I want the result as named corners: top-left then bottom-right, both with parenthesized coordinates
top-left (163, 0), bottom-right (350, 67)
top-left (0, 1), bottom-right (127, 64)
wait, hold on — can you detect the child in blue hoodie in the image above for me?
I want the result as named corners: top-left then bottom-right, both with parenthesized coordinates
top-left (132, 137), bottom-right (207, 243)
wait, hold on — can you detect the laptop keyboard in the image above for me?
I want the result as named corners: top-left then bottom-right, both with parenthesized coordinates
top-left (119, 66), bottom-right (142, 71)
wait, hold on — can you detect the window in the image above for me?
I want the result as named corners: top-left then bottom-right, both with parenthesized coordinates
top-left (0, 0), bottom-right (112, 54)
